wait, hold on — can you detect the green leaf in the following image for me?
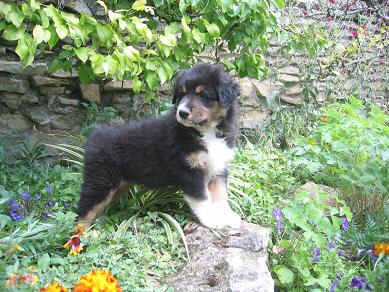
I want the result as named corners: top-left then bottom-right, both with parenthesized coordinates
top-left (78, 64), bottom-right (95, 84)
top-left (96, 23), bottom-right (112, 44)
top-left (205, 23), bottom-right (220, 38)
top-left (38, 253), bottom-right (50, 272)
top-left (132, 0), bottom-right (146, 11)
top-left (55, 24), bottom-right (68, 39)
top-left (146, 71), bottom-right (158, 89)
top-left (160, 34), bottom-right (177, 47)
top-left (123, 46), bottom-right (140, 61)
top-left (49, 59), bottom-right (62, 73)
top-left (74, 47), bottom-right (89, 63)
top-left (271, 0), bottom-right (285, 9)
top-left (192, 28), bottom-right (206, 44)
top-left (33, 25), bottom-right (46, 44)
top-left (132, 77), bottom-right (142, 94)
top-left (47, 25), bottom-right (59, 48)
top-left (6, 7), bottom-right (24, 28)
top-left (135, 22), bottom-right (153, 43)
top-left (275, 266), bottom-right (294, 284)
top-left (15, 38), bottom-right (29, 61)
top-left (2, 24), bottom-right (25, 41)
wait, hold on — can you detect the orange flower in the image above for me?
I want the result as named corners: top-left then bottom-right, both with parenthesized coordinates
top-left (321, 116), bottom-right (329, 123)
top-left (64, 234), bottom-right (83, 255)
top-left (73, 270), bottom-right (122, 292)
top-left (76, 224), bottom-right (85, 236)
top-left (40, 281), bottom-right (69, 292)
top-left (6, 274), bottom-right (38, 288)
top-left (374, 242), bottom-right (389, 256)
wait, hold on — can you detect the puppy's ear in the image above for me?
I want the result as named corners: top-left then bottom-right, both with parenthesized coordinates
top-left (172, 69), bottom-right (186, 104)
top-left (216, 68), bottom-right (240, 108)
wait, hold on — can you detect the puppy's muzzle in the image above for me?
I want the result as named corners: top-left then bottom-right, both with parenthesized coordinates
top-left (178, 109), bottom-right (190, 119)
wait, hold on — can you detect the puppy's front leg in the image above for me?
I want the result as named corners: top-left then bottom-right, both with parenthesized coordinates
top-left (208, 175), bottom-right (241, 229)
top-left (183, 177), bottom-right (240, 229)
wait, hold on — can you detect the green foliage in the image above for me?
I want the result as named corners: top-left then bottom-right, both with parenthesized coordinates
top-left (0, 0), bottom-right (286, 96)
top-left (82, 102), bottom-right (118, 136)
top-left (229, 145), bottom-right (297, 225)
top-left (290, 97), bottom-right (389, 197)
top-left (272, 191), bottom-right (353, 290)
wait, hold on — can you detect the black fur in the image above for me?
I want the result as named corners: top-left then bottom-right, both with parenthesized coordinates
top-left (77, 63), bottom-right (240, 220)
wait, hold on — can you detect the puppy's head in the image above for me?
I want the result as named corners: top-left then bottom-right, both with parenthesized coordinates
top-left (172, 63), bottom-right (240, 129)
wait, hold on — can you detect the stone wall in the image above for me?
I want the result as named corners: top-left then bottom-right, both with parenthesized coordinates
top-left (0, 1), bottom-right (388, 150)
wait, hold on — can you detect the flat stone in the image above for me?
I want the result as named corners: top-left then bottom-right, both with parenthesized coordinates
top-left (0, 77), bottom-right (30, 94)
top-left (38, 86), bottom-right (66, 95)
top-left (0, 113), bottom-right (31, 131)
top-left (251, 79), bottom-right (271, 98)
top-left (162, 222), bottom-right (273, 292)
top-left (280, 94), bottom-right (304, 105)
top-left (31, 76), bottom-right (73, 87)
top-left (240, 109), bottom-right (270, 129)
top-left (0, 92), bottom-right (22, 110)
top-left (103, 80), bottom-right (132, 92)
top-left (279, 74), bottom-right (299, 84)
top-left (279, 66), bottom-right (300, 76)
top-left (238, 78), bottom-right (256, 100)
top-left (22, 95), bottom-right (40, 104)
top-left (22, 106), bottom-right (51, 126)
top-left (0, 60), bottom-right (48, 75)
top-left (58, 97), bottom-right (80, 106)
top-left (51, 68), bottom-right (79, 78)
top-left (285, 85), bottom-right (303, 95)
top-left (80, 83), bottom-right (101, 104)
top-left (50, 109), bottom-right (86, 131)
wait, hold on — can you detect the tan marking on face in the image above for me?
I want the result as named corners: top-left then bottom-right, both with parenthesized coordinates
top-left (208, 177), bottom-right (228, 202)
top-left (186, 151), bottom-right (208, 169)
top-left (195, 85), bottom-right (205, 93)
top-left (78, 182), bottom-right (130, 228)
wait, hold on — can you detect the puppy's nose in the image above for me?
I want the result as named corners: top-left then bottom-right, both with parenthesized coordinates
top-left (179, 110), bottom-right (189, 119)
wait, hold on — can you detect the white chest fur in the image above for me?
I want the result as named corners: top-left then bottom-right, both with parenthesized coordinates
top-left (201, 129), bottom-right (234, 177)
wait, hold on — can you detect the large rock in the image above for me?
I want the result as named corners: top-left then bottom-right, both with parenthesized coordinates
top-left (240, 109), bottom-right (270, 129)
top-left (279, 66), bottom-right (300, 76)
top-left (251, 79), bottom-right (271, 99)
top-left (0, 60), bottom-right (48, 75)
top-left (0, 77), bottom-right (30, 94)
top-left (295, 182), bottom-right (339, 207)
top-left (279, 74), bottom-right (300, 84)
top-left (103, 80), bottom-right (132, 92)
top-left (163, 222), bottom-right (273, 292)
top-left (31, 76), bottom-right (74, 87)
top-left (280, 94), bottom-right (304, 105)
top-left (0, 113), bottom-right (31, 131)
top-left (80, 83), bottom-right (101, 104)
top-left (38, 86), bottom-right (66, 96)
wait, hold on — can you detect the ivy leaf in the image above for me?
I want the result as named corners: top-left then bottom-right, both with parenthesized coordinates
top-left (205, 22), bottom-right (220, 38)
top-left (96, 23), bottom-right (113, 45)
top-left (0, 20), bottom-right (6, 32)
top-left (132, 77), bottom-right (142, 94)
top-left (135, 22), bottom-right (152, 43)
top-left (39, 11), bottom-right (50, 28)
top-left (55, 24), bottom-right (68, 39)
top-left (192, 28), bottom-right (206, 44)
top-left (33, 25), bottom-right (49, 44)
top-left (74, 47), bottom-right (89, 63)
top-left (78, 64), bottom-right (95, 84)
top-left (271, 0), bottom-right (285, 9)
top-left (49, 59), bottom-right (62, 73)
top-left (2, 24), bottom-right (25, 41)
top-left (15, 38), bottom-right (29, 61)
top-left (275, 266), bottom-right (294, 284)
top-left (146, 71), bottom-right (158, 89)
top-left (157, 66), bottom-right (168, 84)
top-left (6, 7), bottom-right (24, 28)
top-left (123, 46), bottom-right (140, 61)
top-left (160, 34), bottom-right (177, 47)
top-left (132, 0), bottom-right (146, 11)
top-left (47, 24), bottom-right (59, 48)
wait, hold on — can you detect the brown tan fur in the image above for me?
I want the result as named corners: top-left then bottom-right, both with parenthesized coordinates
top-left (208, 177), bottom-right (228, 202)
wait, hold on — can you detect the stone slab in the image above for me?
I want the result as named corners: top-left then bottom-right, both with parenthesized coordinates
top-left (103, 80), bottom-right (132, 92)
top-left (80, 83), bottom-right (101, 104)
top-left (0, 60), bottom-right (48, 75)
top-left (0, 77), bottom-right (30, 94)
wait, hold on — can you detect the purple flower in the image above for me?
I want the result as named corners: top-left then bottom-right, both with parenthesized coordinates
top-left (45, 185), bottom-right (52, 194)
top-left (276, 222), bottom-right (283, 236)
top-left (366, 244), bottom-right (377, 263)
top-left (330, 279), bottom-right (339, 292)
top-left (338, 250), bottom-right (343, 257)
top-left (351, 277), bottom-right (364, 288)
top-left (313, 247), bottom-right (320, 262)
top-left (9, 204), bottom-right (25, 221)
top-left (328, 241), bottom-right (335, 251)
top-left (42, 211), bottom-right (51, 219)
top-left (46, 200), bottom-right (55, 207)
top-left (21, 192), bottom-right (32, 199)
top-left (64, 203), bottom-right (69, 209)
top-left (341, 217), bottom-right (348, 231)
top-left (272, 209), bottom-right (282, 222)
top-left (34, 194), bottom-right (41, 200)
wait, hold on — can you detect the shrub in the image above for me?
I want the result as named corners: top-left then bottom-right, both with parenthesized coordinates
top-left (290, 97), bottom-right (388, 213)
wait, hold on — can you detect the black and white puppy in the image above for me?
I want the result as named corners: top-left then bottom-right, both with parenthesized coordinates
top-left (77, 63), bottom-right (241, 229)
